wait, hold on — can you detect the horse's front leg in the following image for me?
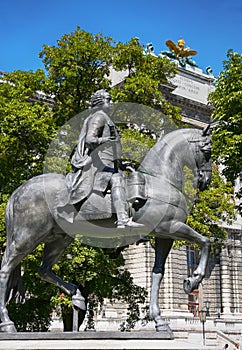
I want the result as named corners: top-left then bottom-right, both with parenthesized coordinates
top-left (150, 237), bottom-right (174, 334)
top-left (170, 221), bottom-right (210, 294)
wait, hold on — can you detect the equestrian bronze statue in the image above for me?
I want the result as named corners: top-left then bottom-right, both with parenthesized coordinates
top-left (0, 94), bottom-right (212, 334)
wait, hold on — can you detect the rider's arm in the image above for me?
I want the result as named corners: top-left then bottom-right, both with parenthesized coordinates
top-left (85, 112), bottom-right (114, 149)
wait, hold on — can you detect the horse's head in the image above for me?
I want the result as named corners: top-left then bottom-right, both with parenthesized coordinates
top-left (191, 125), bottom-right (212, 191)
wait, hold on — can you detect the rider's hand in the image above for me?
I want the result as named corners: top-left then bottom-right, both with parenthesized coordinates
top-left (101, 136), bottom-right (118, 143)
top-left (121, 161), bottom-right (135, 171)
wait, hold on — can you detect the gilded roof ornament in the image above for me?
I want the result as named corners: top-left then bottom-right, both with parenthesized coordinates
top-left (159, 38), bottom-right (198, 68)
top-left (165, 38), bottom-right (198, 58)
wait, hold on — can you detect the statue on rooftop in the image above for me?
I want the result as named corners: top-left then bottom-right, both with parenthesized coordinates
top-left (166, 38), bottom-right (197, 58)
top-left (143, 43), bottom-right (156, 56)
top-left (160, 38), bottom-right (198, 68)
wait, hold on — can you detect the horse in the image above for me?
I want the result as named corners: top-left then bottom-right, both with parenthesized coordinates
top-left (0, 126), bottom-right (212, 334)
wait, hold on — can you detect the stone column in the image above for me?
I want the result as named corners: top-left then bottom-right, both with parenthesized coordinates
top-left (230, 236), bottom-right (242, 315)
top-left (220, 246), bottom-right (232, 316)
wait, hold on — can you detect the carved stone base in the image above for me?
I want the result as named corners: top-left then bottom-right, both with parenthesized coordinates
top-left (0, 331), bottom-right (174, 339)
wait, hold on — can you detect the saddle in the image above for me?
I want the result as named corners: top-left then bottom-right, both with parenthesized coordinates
top-left (55, 171), bottom-right (147, 223)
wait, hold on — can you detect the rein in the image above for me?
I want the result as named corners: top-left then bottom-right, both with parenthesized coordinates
top-left (138, 166), bottom-right (195, 205)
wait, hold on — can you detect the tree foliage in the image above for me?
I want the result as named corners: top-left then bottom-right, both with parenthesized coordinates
top-left (186, 166), bottom-right (235, 254)
top-left (0, 70), bottom-right (57, 331)
top-left (40, 29), bottom-right (181, 126)
top-left (0, 70), bottom-right (56, 194)
top-left (39, 26), bottom-right (113, 124)
top-left (50, 241), bottom-right (148, 331)
top-left (209, 50), bottom-right (242, 183)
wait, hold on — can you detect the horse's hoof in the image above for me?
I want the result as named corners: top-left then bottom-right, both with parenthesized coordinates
top-left (156, 322), bottom-right (170, 332)
top-left (154, 316), bottom-right (174, 338)
top-left (72, 289), bottom-right (86, 311)
top-left (0, 321), bottom-right (17, 333)
top-left (183, 277), bottom-right (198, 294)
top-left (154, 315), bottom-right (168, 332)
top-left (156, 324), bottom-right (174, 338)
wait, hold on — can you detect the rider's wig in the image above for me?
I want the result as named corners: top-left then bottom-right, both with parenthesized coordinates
top-left (90, 89), bottom-right (111, 107)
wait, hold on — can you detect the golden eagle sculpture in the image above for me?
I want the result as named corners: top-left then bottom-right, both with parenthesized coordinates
top-left (166, 38), bottom-right (197, 58)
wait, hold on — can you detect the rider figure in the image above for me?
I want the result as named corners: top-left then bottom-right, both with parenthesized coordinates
top-left (67, 89), bottom-right (143, 228)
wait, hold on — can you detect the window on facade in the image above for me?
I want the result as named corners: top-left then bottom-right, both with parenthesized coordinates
top-left (186, 245), bottom-right (199, 277)
top-left (186, 246), bottom-right (200, 316)
top-left (188, 290), bottom-right (199, 316)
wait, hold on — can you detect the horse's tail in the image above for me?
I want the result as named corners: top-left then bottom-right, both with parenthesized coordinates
top-left (6, 265), bottom-right (25, 303)
top-left (1, 196), bottom-right (25, 303)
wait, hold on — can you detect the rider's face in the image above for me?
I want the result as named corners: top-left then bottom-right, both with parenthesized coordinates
top-left (102, 96), bottom-right (111, 110)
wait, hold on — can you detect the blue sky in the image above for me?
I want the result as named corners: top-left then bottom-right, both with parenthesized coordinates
top-left (1, 0), bottom-right (242, 77)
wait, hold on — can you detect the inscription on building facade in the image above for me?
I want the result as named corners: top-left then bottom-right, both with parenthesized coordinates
top-left (170, 73), bottom-right (213, 105)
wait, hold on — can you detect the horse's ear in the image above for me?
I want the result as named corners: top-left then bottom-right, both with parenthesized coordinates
top-left (202, 124), bottom-right (210, 136)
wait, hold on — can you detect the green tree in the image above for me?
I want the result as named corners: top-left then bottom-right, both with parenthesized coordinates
top-left (186, 166), bottom-right (235, 253)
top-left (0, 70), bottom-right (57, 331)
top-left (209, 50), bottom-right (242, 182)
top-left (39, 26), bottom-right (113, 125)
top-left (40, 31), bottom-right (181, 127)
top-left (0, 69), bottom-right (56, 194)
top-left (50, 242), bottom-right (148, 331)
top-left (209, 50), bottom-right (242, 210)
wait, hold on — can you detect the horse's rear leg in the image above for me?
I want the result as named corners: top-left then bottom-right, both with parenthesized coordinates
top-left (38, 233), bottom-right (75, 294)
top-left (38, 233), bottom-right (86, 311)
top-left (150, 237), bottom-right (173, 333)
top-left (0, 243), bottom-right (29, 332)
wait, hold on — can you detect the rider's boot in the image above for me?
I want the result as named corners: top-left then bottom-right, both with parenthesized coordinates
top-left (111, 173), bottom-right (144, 229)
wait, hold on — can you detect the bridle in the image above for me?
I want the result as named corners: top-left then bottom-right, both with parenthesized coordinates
top-left (188, 127), bottom-right (212, 192)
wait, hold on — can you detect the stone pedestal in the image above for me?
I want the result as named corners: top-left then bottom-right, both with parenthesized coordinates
top-left (0, 331), bottom-right (175, 350)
